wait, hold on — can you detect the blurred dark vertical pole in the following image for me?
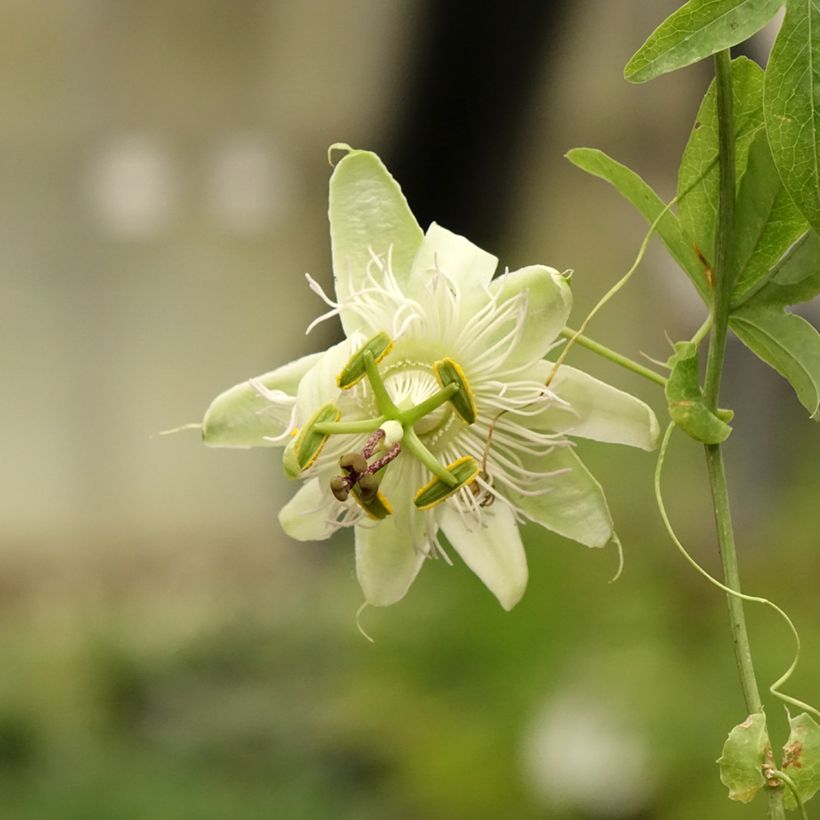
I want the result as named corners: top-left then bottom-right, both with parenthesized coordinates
top-left (387, 0), bottom-right (566, 252)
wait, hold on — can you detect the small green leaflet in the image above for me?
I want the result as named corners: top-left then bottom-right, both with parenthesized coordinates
top-left (782, 712), bottom-right (820, 810)
top-left (717, 712), bottom-right (770, 803)
top-left (764, 0), bottom-right (820, 235)
top-left (666, 341), bottom-right (733, 442)
top-left (678, 58), bottom-right (765, 270)
top-left (565, 148), bottom-right (709, 300)
top-left (625, 0), bottom-right (782, 84)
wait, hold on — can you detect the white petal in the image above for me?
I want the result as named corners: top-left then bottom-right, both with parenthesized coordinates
top-left (202, 350), bottom-right (324, 448)
top-left (278, 478), bottom-right (341, 541)
top-left (354, 516), bottom-right (426, 607)
top-left (294, 338), bottom-right (355, 424)
top-left (489, 265), bottom-right (572, 367)
top-left (511, 447), bottom-right (613, 548)
top-left (438, 502), bottom-right (528, 611)
top-left (527, 362), bottom-right (659, 450)
top-left (408, 223), bottom-right (497, 314)
top-left (329, 149), bottom-right (423, 334)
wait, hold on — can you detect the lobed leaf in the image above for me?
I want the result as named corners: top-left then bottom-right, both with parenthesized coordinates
top-left (566, 147), bottom-right (709, 299)
top-left (625, 0), bottom-right (782, 84)
top-left (764, 0), bottom-right (820, 235)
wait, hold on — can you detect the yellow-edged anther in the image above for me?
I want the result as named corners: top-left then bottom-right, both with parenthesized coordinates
top-left (433, 358), bottom-right (477, 424)
top-left (351, 485), bottom-right (393, 520)
top-left (284, 403), bottom-right (340, 477)
top-left (414, 455), bottom-right (480, 510)
top-left (337, 332), bottom-right (394, 389)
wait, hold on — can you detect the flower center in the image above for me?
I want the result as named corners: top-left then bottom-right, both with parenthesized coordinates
top-left (382, 363), bottom-right (451, 437)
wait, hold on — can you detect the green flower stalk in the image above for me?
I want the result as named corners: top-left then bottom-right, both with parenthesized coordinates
top-left (198, 146), bottom-right (659, 610)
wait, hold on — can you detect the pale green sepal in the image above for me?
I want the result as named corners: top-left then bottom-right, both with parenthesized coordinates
top-left (717, 713), bottom-right (769, 803)
top-left (202, 351), bottom-right (323, 448)
top-left (665, 342), bottom-right (733, 443)
top-left (489, 265), bottom-right (573, 366)
top-left (354, 516), bottom-right (426, 607)
top-left (782, 712), bottom-right (820, 810)
top-left (625, 0), bottom-right (781, 84)
top-left (528, 362), bottom-right (659, 451)
top-left (408, 223), bottom-right (497, 315)
top-left (329, 149), bottom-right (423, 334)
top-left (512, 447), bottom-right (613, 548)
top-left (764, 0), bottom-right (820, 235)
top-left (279, 478), bottom-right (339, 541)
top-left (438, 503), bottom-right (528, 611)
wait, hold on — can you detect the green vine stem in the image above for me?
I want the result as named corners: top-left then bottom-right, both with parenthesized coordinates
top-left (705, 50), bottom-right (784, 819)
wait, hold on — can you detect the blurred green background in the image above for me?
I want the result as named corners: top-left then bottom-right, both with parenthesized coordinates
top-left (1, 2), bottom-right (817, 818)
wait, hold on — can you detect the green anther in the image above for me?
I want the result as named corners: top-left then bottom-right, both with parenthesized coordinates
top-left (414, 456), bottom-right (480, 510)
top-left (432, 358), bottom-right (477, 424)
top-left (351, 484), bottom-right (393, 520)
top-left (282, 403), bottom-right (340, 478)
top-left (336, 332), bottom-right (393, 389)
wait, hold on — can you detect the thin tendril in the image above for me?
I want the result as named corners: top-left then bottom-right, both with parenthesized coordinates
top-left (355, 601), bottom-right (375, 644)
top-left (655, 423), bottom-right (820, 721)
top-left (546, 195), bottom-right (678, 387)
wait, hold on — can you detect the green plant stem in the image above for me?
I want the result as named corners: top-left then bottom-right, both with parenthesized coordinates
top-left (707, 50), bottom-right (785, 820)
top-left (558, 327), bottom-right (667, 387)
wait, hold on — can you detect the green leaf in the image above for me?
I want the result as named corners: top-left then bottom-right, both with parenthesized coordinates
top-left (731, 130), bottom-right (809, 299)
top-left (665, 342), bottom-right (734, 443)
top-left (717, 713), bottom-right (770, 803)
top-left (625, 0), bottom-right (782, 83)
top-left (566, 147), bottom-right (710, 299)
top-left (730, 305), bottom-right (820, 418)
top-left (737, 231), bottom-right (820, 307)
top-left (782, 712), bottom-right (820, 810)
top-left (678, 57), bottom-right (765, 270)
top-left (764, 0), bottom-right (820, 234)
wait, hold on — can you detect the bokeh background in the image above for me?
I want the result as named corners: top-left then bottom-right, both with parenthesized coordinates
top-left (2, 2), bottom-right (818, 818)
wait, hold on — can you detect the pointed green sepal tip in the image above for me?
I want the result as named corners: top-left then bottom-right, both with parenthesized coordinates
top-left (351, 485), bottom-right (393, 520)
top-left (414, 455), bottom-right (480, 510)
top-left (336, 332), bottom-right (393, 390)
top-left (717, 713), bottom-right (769, 804)
top-left (433, 357), bottom-right (477, 424)
top-left (282, 403), bottom-right (340, 478)
top-left (665, 342), bottom-right (732, 444)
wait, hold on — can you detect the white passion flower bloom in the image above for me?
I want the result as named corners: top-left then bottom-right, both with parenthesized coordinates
top-left (200, 147), bottom-right (659, 611)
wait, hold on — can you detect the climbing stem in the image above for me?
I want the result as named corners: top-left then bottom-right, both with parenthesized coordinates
top-left (558, 327), bottom-right (667, 387)
top-left (705, 51), bottom-right (785, 820)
